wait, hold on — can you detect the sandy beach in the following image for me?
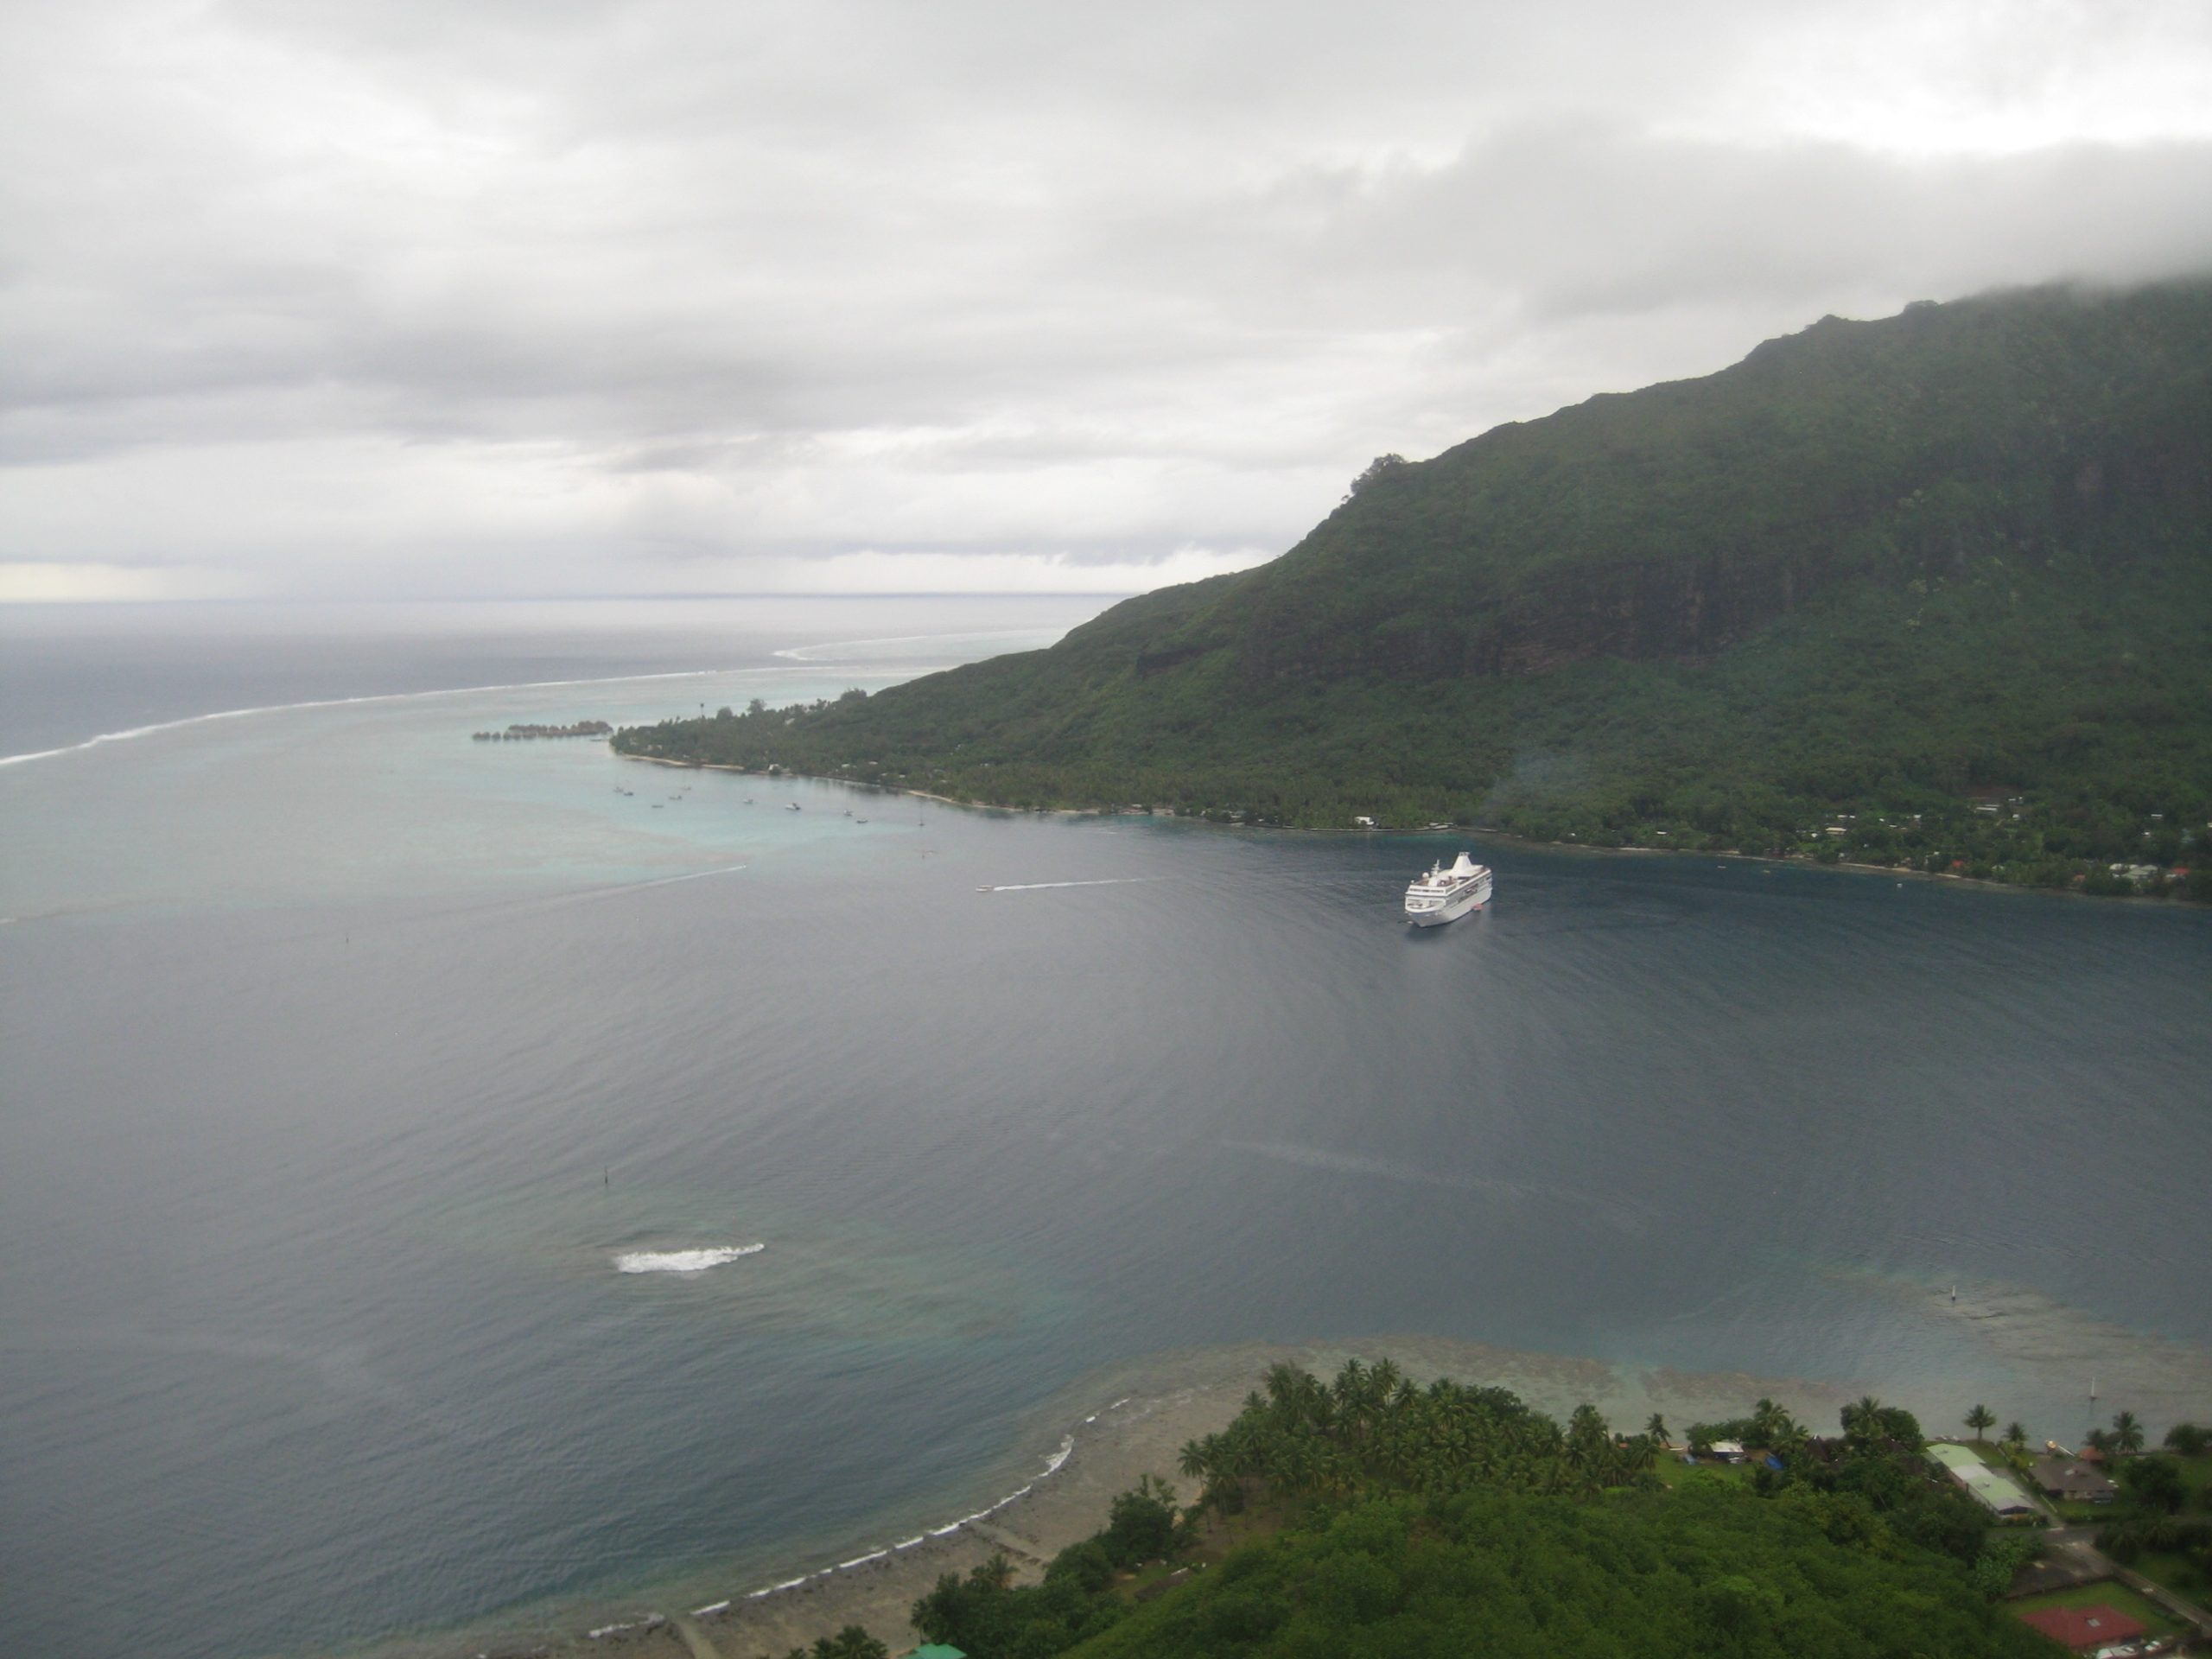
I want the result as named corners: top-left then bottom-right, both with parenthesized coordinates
top-left (433, 1333), bottom-right (1888, 1659)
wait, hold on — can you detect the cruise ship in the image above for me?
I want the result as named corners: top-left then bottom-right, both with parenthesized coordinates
top-left (1403, 852), bottom-right (1493, 926)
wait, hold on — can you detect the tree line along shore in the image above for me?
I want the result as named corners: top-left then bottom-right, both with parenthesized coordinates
top-left (622, 1362), bottom-right (2212, 1659)
top-left (474, 720), bottom-right (613, 741)
top-left (616, 283), bottom-right (2212, 905)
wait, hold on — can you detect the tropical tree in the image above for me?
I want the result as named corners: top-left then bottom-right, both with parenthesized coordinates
top-left (1369, 1357), bottom-right (1404, 1408)
top-left (1646, 1413), bottom-right (1669, 1446)
top-left (1965, 1404), bottom-right (1995, 1442)
top-left (1844, 1397), bottom-right (1886, 1448)
top-left (1750, 1400), bottom-right (1801, 1450)
top-left (2164, 1422), bottom-right (2209, 1457)
top-left (1178, 1437), bottom-right (1208, 1480)
top-left (2112, 1410), bottom-right (2145, 1455)
top-left (2115, 1454), bottom-right (2186, 1514)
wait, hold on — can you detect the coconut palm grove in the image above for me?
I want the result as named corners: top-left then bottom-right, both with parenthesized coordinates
top-left (849, 1360), bottom-right (2101, 1659)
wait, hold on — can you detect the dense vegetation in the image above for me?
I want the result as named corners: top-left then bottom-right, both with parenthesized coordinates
top-left (1067, 1485), bottom-right (2050, 1659)
top-left (617, 281), bottom-right (2212, 899)
top-left (873, 1361), bottom-right (2058, 1659)
top-left (2089, 1420), bottom-right (2212, 1598)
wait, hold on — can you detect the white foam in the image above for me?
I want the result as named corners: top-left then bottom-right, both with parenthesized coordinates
top-left (0, 668), bottom-right (769, 770)
top-left (690, 1601), bottom-right (729, 1617)
top-left (613, 1243), bottom-right (765, 1274)
top-left (772, 628), bottom-right (1039, 664)
top-left (697, 1410), bottom-right (1113, 1612)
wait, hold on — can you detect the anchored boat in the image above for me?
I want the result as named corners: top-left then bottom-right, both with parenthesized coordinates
top-left (1404, 852), bottom-right (1493, 926)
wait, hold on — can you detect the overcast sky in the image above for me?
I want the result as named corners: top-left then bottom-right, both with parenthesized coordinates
top-left (4, 0), bottom-right (2211, 602)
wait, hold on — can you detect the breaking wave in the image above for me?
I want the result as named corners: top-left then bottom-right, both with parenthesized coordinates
top-left (693, 1405), bottom-right (1134, 1620)
top-left (0, 668), bottom-right (760, 770)
top-left (613, 1244), bottom-right (765, 1274)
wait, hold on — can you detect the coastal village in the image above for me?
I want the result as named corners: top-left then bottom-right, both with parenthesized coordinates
top-left (550, 1379), bottom-right (2212, 1659)
top-left (1666, 1409), bottom-right (2212, 1656)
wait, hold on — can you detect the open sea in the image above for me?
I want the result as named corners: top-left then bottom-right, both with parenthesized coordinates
top-left (3, 597), bottom-right (2209, 1659)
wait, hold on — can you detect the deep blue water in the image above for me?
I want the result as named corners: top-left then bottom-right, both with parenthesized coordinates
top-left (2, 599), bottom-right (2209, 1659)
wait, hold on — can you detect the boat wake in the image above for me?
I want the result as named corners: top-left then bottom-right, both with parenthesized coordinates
top-left (978, 878), bottom-right (1159, 893)
top-left (613, 1244), bottom-right (766, 1274)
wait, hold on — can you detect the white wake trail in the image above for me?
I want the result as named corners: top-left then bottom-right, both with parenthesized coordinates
top-left (978, 878), bottom-right (1160, 893)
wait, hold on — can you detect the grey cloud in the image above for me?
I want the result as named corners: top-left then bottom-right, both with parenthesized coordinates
top-left (3, 0), bottom-right (2211, 595)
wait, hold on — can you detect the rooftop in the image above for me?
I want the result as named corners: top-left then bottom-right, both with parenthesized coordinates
top-left (2017, 1603), bottom-right (2146, 1651)
top-left (2030, 1456), bottom-right (2117, 1501)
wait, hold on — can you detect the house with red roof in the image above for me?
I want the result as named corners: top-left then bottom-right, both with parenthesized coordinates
top-left (2016, 1603), bottom-right (2147, 1652)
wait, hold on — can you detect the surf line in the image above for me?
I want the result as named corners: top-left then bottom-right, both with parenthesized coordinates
top-left (697, 1410), bottom-right (1127, 1619)
top-left (0, 666), bottom-right (791, 770)
top-left (772, 626), bottom-right (1046, 664)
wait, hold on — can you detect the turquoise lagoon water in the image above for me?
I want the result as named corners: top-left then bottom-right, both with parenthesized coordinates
top-left (1, 597), bottom-right (2209, 1659)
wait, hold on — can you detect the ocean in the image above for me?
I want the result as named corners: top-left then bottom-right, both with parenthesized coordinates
top-left (2, 596), bottom-right (2208, 1659)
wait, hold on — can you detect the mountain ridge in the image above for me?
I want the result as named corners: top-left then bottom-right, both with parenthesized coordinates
top-left (617, 280), bottom-right (2212, 897)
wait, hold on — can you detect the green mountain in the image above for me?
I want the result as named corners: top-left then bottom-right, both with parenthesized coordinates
top-left (618, 281), bottom-right (2212, 896)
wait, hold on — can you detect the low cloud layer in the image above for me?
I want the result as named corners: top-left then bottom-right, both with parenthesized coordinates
top-left (4, 0), bottom-right (2210, 599)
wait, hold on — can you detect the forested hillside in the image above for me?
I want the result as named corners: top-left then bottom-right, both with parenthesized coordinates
top-left (619, 281), bottom-right (2212, 897)
top-left (1064, 1486), bottom-right (2052, 1659)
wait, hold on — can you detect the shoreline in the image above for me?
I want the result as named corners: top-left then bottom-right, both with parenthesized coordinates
top-left (327, 1283), bottom-right (2212, 1659)
top-left (613, 750), bottom-right (2183, 906)
top-left (375, 1330), bottom-right (2012, 1659)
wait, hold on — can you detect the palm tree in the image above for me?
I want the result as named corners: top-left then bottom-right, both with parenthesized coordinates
top-left (1646, 1413), bottom-right (1669, 1446)
top-left (2000, 1422), bottom-right (2029, 1466)
top-left (1332, 1357), bottom-right (1368, 1415)
top-left (1965, 1403), bottom-right (1996, 1442)
top-left (1747, 1398), bottom-right (1777, 1447)
top-left (1845, 1396), bottom-right (1885, 1447)
top-left (1178, 1438), bottom-right (1211, 1484)
top-left (1370, 1358), bottom-right (1404, 1413)
top-left (2112, 1410), bottom-right (2145, 1455)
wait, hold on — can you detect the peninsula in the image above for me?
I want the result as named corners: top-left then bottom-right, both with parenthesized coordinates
top-left (616, 281), bottom-right (2212, 900)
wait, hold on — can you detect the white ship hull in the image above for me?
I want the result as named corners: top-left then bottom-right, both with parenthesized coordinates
top-left (1403, 856), bottom-right (1492, 925)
